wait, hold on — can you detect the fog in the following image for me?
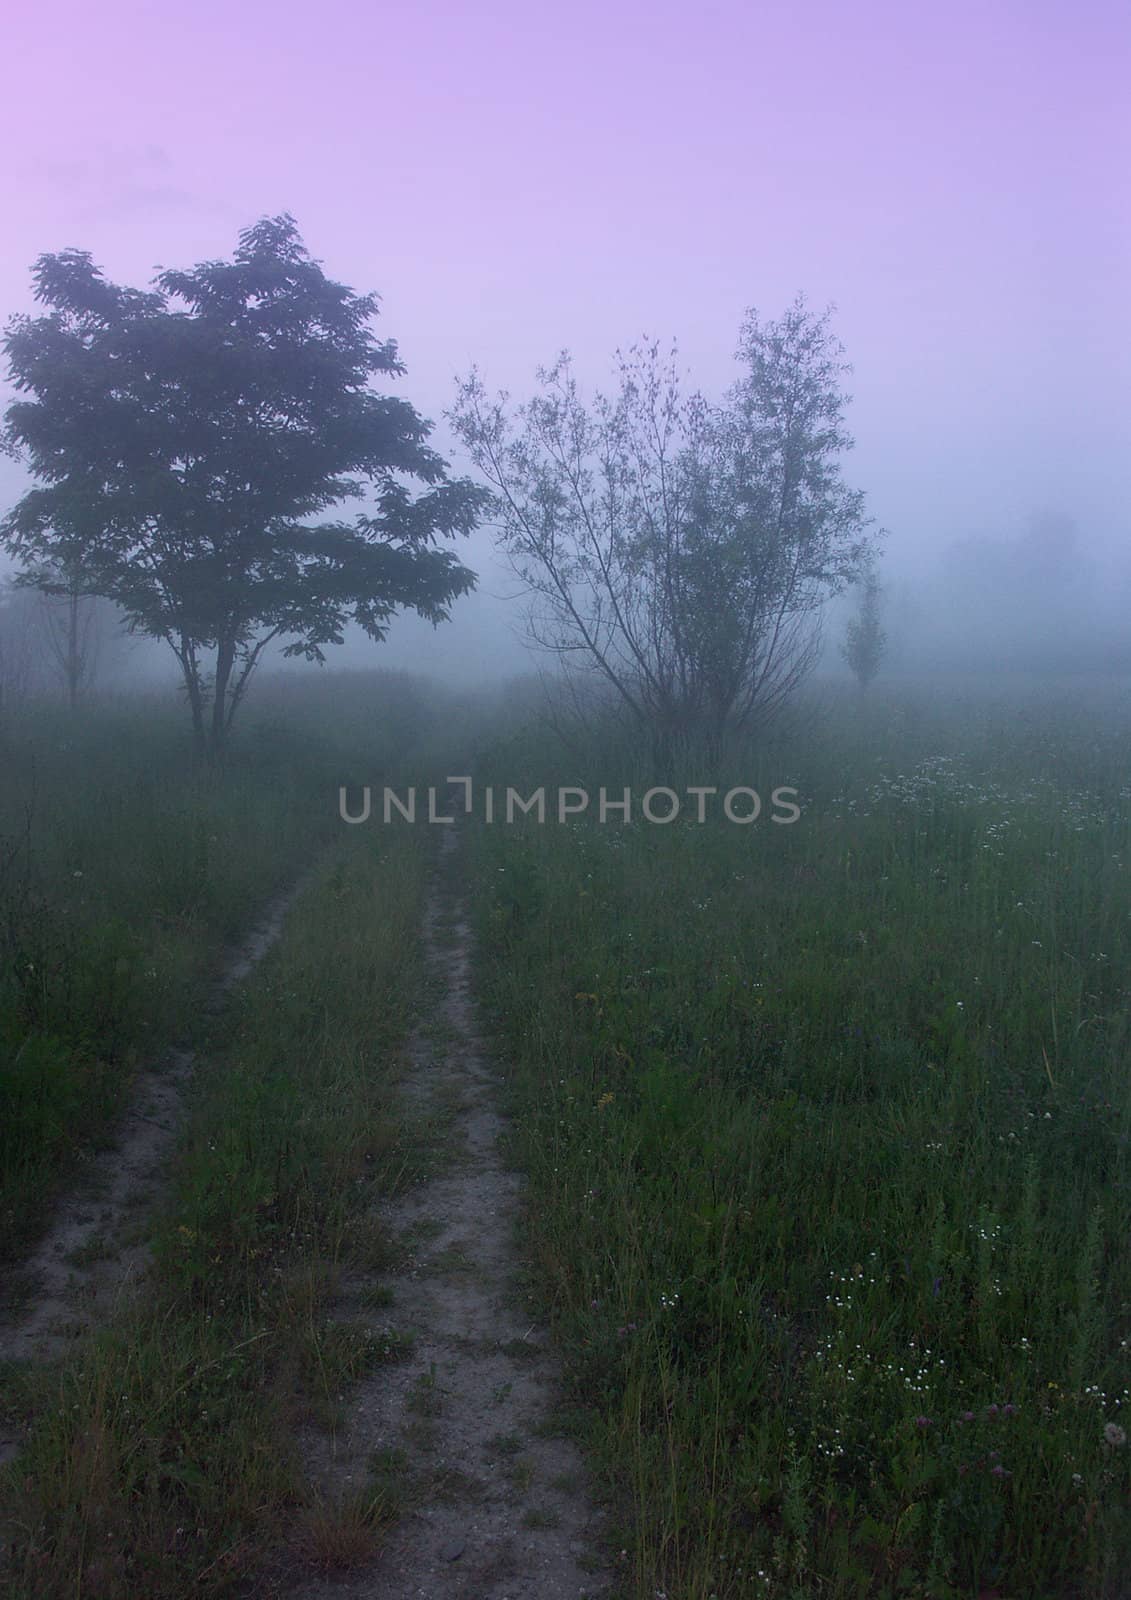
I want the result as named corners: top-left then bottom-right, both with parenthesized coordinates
top-left (2, 0), bottom-right (1128, 699)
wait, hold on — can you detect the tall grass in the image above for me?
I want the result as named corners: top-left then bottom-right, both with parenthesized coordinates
top-left (468, 681), bottom-right (1131, 1598)
top-left (0, 671), bottom-right (457, 1258)
top-left (0, 827), bottom-right (430, 1597)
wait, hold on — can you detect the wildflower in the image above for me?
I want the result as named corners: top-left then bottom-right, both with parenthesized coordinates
top-left (961, 1410), bottom-right (975, 1422)
top-left (915, 1415), bottom-right (932, 1429)
top-left (1104, 1422), bottom-right (1126, 1447)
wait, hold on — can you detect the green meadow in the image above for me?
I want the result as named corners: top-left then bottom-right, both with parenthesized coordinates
top-left (1, 671), bottom-right (1129, 1597)
top-left (468, 679), bottom-right (1131, 1597)
top-left (0, 671), bottom-right (467, 1258)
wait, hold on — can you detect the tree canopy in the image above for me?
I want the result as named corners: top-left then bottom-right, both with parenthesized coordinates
top-left (450, 297), bottom-right (879, 752)
top-left (1, 215), bottom-right (488, 749)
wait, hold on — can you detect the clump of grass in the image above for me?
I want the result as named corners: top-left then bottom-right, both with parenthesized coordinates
top-left (522, 1506), bottom-right (560, 1529)
top-left (428, 1243), bottom-right (475, 1275)
top-left (506, 1457), bottom-right (536, 1492)
top-left (62, 1232), bottom-right (114, 1269)
top-left (496, 1336), bottom-right (541, 1360)
top-left (299, 1320), bottom-right (415, 1430)
top-left (425, 1463), bottom-right (488, 1504)
top-left (293, 1486), bottom-right (395, 1570)
top-left (487, 1430), bottom-right (524, 1457)
top-left (359, 1283), bottom-right (397, 1312)
top-left (407, 1363), bottom-right (443, 1418)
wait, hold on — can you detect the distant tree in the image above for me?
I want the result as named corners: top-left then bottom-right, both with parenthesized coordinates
top-left (924, 509), bottom-right (1100, 672)
top-left (16, 559), bottom-right (112, 708)
top-left (450, 296), bottom-right (878, 755)
top-left (1, 215), bottom-right (488, 753)
top-left (841, 567), bottom-right (886, 691)
top-left (0, 580), bottom-right (37, 721)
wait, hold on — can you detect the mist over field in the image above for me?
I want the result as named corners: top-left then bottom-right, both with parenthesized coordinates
top-left (2, 4), bottom-right (1130, 1598)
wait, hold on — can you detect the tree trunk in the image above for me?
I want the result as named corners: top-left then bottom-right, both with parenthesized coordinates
top-left (65, 592), bottom-right (80, 710)
top-left (176, 636), bottom-right (207, 754)
top-left (210, 637), bottom-right (235, 759)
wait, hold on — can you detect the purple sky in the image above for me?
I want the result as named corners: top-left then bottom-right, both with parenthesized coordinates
top-left (2, 0), bottom-right (1129, 674)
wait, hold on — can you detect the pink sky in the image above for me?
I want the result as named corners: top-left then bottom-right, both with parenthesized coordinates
top-left (2, 0), bottom-right (1129, 670)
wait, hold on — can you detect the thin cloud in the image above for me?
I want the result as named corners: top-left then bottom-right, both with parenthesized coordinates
top-left (34, 145), bottom-right (214, 223)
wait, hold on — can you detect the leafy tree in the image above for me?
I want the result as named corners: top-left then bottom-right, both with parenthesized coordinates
top-left (841, 567), bottom-right (886, 691)
top-left (449, 296), bottom-right (878, 755)
top-left (1, 215), bottom-right (487, 751)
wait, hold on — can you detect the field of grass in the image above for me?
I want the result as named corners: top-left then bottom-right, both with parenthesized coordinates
top-left (2, 671), bottom-right (1130, 1598)
top-left (0, 819), bottom-right (435, 1596)
top-left (468, 679), bottom-right (1131, 1598)
top-left (0, 671), bottom-right (461, 1259)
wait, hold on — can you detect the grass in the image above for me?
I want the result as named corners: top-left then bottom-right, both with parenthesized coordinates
top-left (523, 1505), bottom-right (561, 1528)
top-left (0, 822), bottom-right (431, 1597)
top-left (4, 668), bottom-right (1130, 1597)
top-left (0, 671), bottom-right (461, 1258)
top-left (467, 680), bottom-right (1131, 1599)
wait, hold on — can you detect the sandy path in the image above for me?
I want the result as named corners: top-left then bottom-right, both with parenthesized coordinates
top-left (280, 824), bottom-right (612, 1600)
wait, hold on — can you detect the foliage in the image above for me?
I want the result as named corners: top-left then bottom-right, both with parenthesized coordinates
top-left (450, 297), bottom-right (878, 752)
top-left (1, 215), bottom-right (488, 750)
top-left (841, 568), bottom-right (886, 690)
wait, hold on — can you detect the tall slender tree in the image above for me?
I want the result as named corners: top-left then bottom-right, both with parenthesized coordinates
top-left (841, 567), bottom-right (886, 692)
top-left (36, 576), bottom-right (105, 710)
